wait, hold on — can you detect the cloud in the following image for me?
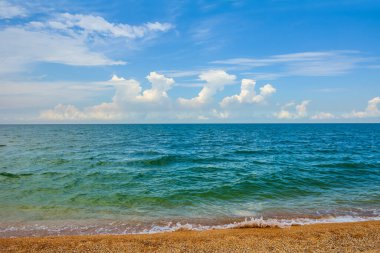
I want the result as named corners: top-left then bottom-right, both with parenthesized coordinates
top-left (91, 72), bottom-right (174, 109)
top-left (212, 109), bottom-right (230, 119)
top-left (275, 100), bottom-right (310, 119)
top-left (221, 79), bottom-right (276, 107)
top-left (190, 17), bottom-right (219, 46)
top-left (39, 72), bottom-right (175, 121)
top-left (40, 104), bottom-right (89, 121)
top-left (39, 103), bottom-right (126, 121)
top-left (178, 70), bottom-right (236, 107)
top-left (0, 11), bottom-right (173, 74)
top-left (343, 97), bottom-right (380, 118)
top-left (311, 112), bottom-right (335, 120)
top-left (0, 27), bottom-right (125, 74)
top-left (35, 13), bottom-right (173, 39)
top-left (162, 69), bottom-right (202, 78)
top-left (212, 51), bottom-right (369, 79)
top-left (138, 72), bottom-right (174, 102)
top-left (0, 79), bottom-right (115, 111)
top-left (0, 1), bottom-right (26, 19)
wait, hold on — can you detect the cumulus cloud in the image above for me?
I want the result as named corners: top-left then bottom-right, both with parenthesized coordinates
top-left (39, 72), bottom-right (174, 121)
top-left (138, 72), bottom-right (174, 102)
top-left (220, 79), bottom-right (276, 107)
top-left (0, 1), bottom-right (26, 19)
top-left (178, 70), bottom-right (236, 107)
top-left (311, 112), bottom-right (335, 120)
top-left (275, 100), bottom-right (310, 119)
top-left (343, 97), bottom-right (380, 118)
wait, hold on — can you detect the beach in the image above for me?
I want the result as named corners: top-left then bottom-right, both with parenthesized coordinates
top-left (1, 0), bottom-right (380, 250)
top-left (1, 221), bottom-right (379, 252)
top-left (1, 125), bottom-right (379, 250)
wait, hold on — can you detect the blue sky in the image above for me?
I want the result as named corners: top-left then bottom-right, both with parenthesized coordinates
top-left (0, 0), bottom-right (379, 123)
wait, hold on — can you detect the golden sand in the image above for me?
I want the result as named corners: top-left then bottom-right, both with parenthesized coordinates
top-left (1, 221), bottom-right (379, 252)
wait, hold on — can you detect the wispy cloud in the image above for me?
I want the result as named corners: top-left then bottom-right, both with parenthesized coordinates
top-left (30, 13), bottom-right (173, 39)
top-left (160, 69), bottom-right (202, 78)
top-left (212, 51), bottom-right (370, 79)
top-left (0, 80), bottom-right (112, 111)
top-left (189, 16), bottom-right (227, 51)
top-left (163, 50), bottom-right (372, 82)
top-left (0, 27), bottom-right (125, 74)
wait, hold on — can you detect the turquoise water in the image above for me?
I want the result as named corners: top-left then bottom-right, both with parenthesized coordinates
top-left (0, 124), bottom-right (379, 236)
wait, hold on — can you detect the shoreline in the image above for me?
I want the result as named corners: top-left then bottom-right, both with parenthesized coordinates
top-left (1, 215), bottom-right (379, 238)
top-left (1, 221), bottom-right (379, 252)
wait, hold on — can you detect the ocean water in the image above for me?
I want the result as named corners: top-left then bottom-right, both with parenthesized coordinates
top-left (0, 124), bottom-right (379, 237)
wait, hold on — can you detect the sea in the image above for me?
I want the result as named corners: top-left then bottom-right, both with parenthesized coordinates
top-left (0, 124), bottom-right (379, 237)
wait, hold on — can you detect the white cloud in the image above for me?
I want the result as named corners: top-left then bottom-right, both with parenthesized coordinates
top-left (275, 100), bottom-right (310, 119)
top-left (0, 1), bottom-right (26, 19)
top-left (296, 100), bottom-right (309, 118)
top-left (40, 104), bottom-right (87, 121)
top-left (39, 103), bottom-right (125, 121)
top-left (212, 51), bottom-right (368, 78)
top-left (311, 112), bottom-right (335, 120)
top-left (39, 72), bottom-right (175, 121)
top-left (0, 79), bottom-right (114, 111)
top-left (0, 11), bottom-right (173, 74)
top-left (0, 27), bottom-right (125, 74)
top-left (343, 97), bottom-right (380, 118)
top-left (108, 77), bottom-right (142, 104)
top-left (137, 72), bottom-right (174, 102)
top-left (198, 70), bottom-right (236, 85)
top-left (189, 17), bottom-right (221, 47)
top-left (110, 75), bottom-right (127, 82)
top-left (178, 70), bottom-right (236, 107)
top-left (221, 79), bottom-right (276, 107)
top-left (212, 109), bottom-right (230, 119)
top-left (94, 72), bottom-right (174, 107)
top-left (39, 13), bottom-right (173, 39)
top-left (276, 110), bottom-right (292, 120)
top-left (161, 69), bottom-right (201, 78)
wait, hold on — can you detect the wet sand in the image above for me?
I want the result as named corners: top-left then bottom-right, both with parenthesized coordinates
top-left (1, 221), bottom-right (379, 252)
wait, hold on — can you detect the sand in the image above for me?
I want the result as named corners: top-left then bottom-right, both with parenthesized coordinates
top-left (1, 221), bottom-right (379, 252)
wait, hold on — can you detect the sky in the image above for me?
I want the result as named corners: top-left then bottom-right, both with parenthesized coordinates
top-left (0, 0), bottom-right (380, 123)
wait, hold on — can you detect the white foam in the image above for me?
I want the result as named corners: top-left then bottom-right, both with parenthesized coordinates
top-left (137, 215), bottom-right (380, 234)
top-left (1, 215), bottom-right (380, 237)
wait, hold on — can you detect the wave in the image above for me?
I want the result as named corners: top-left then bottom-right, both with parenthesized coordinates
top-left (0, 172), bottom-right (33, 178)
top-left (125, 155), bottom-right (182, 167)
top-left (315, 162), bottom-right (380, 169)
top-left (123, 155), bottom-right (234, 167)
top-left (141, 216), bottom-right (380, 234)
top-left (1, 215), bottom-right (379, 237)
top-left (132, 150), bottom-right (162, 156)
top-left (233, 150), bottom-right (275, 155)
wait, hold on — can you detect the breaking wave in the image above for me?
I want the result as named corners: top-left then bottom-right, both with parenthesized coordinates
top-left (1, 215), bottom-right (380, 238)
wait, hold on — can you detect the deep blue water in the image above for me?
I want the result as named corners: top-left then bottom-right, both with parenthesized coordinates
top-left (0, 124), bottom-right (379, 236)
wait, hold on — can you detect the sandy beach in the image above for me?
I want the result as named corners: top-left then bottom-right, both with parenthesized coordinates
top-left (1, 221), bottom-right (379, 253)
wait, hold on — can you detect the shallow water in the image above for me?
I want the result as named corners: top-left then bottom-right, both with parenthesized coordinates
top-left (0, 124), bottom-right (379, 237)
